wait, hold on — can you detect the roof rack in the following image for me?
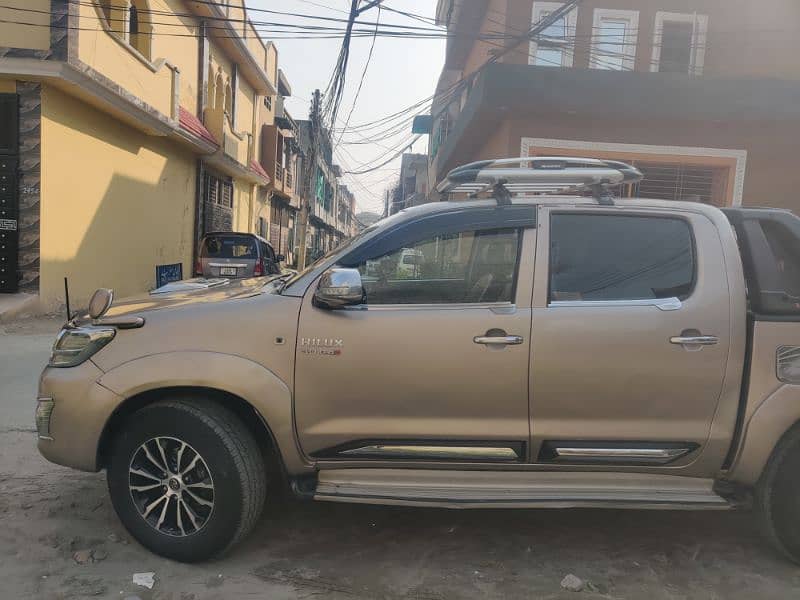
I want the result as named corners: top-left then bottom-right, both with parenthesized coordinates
top-left (436, 157), bottom-right (643, 206)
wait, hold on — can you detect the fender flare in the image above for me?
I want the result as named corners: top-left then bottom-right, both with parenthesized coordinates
top-left (97, 351), bottom-right (313, 474)
top-left (727, 384), bottom-right (800, 485)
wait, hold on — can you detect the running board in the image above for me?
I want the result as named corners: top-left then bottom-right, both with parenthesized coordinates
top-left (314, 469), bottom-right (731, 510)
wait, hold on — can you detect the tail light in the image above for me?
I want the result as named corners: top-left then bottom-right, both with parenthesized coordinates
top-left (253, 259), bottom-right (264, 277)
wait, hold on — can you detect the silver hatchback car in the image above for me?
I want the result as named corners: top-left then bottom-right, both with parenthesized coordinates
top-left (196, 232), bottom-right (282, 279)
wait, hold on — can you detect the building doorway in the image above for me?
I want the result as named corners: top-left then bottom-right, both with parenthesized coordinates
top-left (0, 94), bottom-right (19, 293)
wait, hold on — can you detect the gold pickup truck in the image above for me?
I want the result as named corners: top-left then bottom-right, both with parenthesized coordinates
top-left (36, 158), bottom-right (800, 563)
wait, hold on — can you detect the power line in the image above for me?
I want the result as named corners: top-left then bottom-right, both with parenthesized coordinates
top-left (334, 4), bottom-right (381, 149)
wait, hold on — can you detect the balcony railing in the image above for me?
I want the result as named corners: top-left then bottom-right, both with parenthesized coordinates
top-left (275, 163), bottom-right (285, 183)
top-left (286, 170), bottom-right (293, 189)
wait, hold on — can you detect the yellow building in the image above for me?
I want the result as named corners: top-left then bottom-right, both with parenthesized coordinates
top-left (0, 0), bottom-right (278, 310)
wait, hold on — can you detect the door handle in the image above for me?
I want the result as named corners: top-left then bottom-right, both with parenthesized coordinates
top-left (474, 335), bottom-right (524, 346)
top-left (670, 335), bottom-right (719, 346)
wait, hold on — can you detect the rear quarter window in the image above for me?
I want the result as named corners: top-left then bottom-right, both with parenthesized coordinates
top-left (549, 213), bottom-right (695, 302)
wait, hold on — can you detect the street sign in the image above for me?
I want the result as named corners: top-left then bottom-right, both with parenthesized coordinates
top-left (156, 263), bottom-right (183, 289)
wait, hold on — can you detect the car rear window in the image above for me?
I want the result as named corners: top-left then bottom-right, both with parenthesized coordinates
top-left (549, 214), bottom-right (695, 302)
top-left (201, 236), bottom-right (257, 259)
top-left (761, 220), bottom-right (800, 299)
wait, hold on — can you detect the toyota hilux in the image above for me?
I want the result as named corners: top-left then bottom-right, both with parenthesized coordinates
top-left (36, 158), bottom-right (800, 563)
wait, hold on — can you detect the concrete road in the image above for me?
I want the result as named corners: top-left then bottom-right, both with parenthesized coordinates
top-left (1, 318), bottom-right (800, 599)
top-left (0, 316), bottom-right (60, 431)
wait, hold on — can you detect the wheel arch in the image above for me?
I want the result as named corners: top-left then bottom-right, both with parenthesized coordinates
top-left (96, 351), bottom-right (313, 476)
top-left (727, 385), bottom-right (800, 485)
top-left (96, 386), bottom-right (280, 475)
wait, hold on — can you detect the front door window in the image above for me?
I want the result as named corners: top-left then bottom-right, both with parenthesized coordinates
top-left (353, 228), bottom-right (520, 305)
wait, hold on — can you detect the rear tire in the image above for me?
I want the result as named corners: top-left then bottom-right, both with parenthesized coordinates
top-left (755, 424), bottom-right (800, 564)
top-left (107, 398), bottom-right (266, 562)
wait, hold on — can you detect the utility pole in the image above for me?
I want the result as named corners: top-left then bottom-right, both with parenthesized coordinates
top-left (297, 89), bottom-right (321, 269)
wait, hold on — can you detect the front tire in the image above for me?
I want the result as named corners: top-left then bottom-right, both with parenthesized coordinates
top-left (755, 424), bottom-right (800, 564)
top-left (107, 398), bottom-right (266, 562)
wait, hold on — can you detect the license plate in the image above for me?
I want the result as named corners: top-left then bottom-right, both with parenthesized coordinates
top-left (219, 267), bottom-right (238, 276)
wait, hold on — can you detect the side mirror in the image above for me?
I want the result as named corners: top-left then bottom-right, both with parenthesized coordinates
top-left (313, 268), bottom-right (364, 309)
top-left (275, 254), bottom-right (285, 262)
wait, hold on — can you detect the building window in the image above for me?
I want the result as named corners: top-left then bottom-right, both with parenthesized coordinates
top-left (205, 174), bottom-right (233, 208)
top-left (96, 0), bottom-right (152, 61)
top-left (221, 180), bottom-right (233, 208)
top-left (265, 95), bottom-right (273, 110)
top-left (529, 1), bottom-right (578, 67)
top-left (99, 0), bottom-right (112, 23)
top-left (257, 216), bottom-right (268, 239)
top-left (651, 12), bottom-right (708, 76)
top-left (590, 9), bottom-right (639, 71)
top-left (224, 80), bottom-right (233, 117)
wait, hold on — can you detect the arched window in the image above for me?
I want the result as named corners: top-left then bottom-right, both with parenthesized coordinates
top-left (96, 0), bottom-right (153, 61)
top-left (99, 0), bottom-right (112, 22)
top-left (128, 0), bottom-right (152, 60)
top-left (224, 80), bottom-right (233, 116)
top-left (129, 4), bottom-right (139, 36)
top-left (214, 70), bottom-right (225, 111)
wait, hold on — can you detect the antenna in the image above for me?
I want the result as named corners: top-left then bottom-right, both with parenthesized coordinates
top-left (64, 277), bottom-right (71, 322)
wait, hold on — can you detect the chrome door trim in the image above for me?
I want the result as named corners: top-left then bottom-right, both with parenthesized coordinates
top-left (338, 445), bottom-right (521, 461)
top-left (549, 297), bottom-right (682, 311)
top-left (554, 447), bottom-right (691, 461)
top-left (355, 302), bottom-right (517, 312)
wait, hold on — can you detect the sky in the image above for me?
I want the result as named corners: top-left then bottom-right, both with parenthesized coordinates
top-left (246, 0), bottom-right (445, 215)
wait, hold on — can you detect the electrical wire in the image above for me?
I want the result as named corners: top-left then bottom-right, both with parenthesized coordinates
top-left (334, 4), bottom-right (381, 149)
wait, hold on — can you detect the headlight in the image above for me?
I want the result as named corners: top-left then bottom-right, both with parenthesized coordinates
top-left (49, 326), bottom-right (116, 368)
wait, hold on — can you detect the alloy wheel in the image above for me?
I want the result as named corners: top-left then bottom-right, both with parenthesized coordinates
top-left (128, 437), bottom-right (215, 537)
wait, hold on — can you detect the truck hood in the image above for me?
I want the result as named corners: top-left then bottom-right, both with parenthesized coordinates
top-left (95, 276), bottom-right (283, 320)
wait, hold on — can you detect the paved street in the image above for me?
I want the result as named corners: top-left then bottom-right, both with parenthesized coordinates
top-left (2, 318), bottom-right (800, 599)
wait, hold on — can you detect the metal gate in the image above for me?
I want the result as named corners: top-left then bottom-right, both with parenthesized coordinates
top-left (0, 94), bottom-right (18, 293)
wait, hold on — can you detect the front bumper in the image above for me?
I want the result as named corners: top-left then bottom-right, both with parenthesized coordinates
top-left (36, 361), bottom-right (123, 472)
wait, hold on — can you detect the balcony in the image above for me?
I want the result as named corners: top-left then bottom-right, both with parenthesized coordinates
top-left (433, 61), bottom-right (800, 183)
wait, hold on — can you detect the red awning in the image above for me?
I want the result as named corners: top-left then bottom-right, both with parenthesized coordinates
top-left (249, 159), bottom-right (270, 181)
top-left (178, 107), bottom-right (218, 148)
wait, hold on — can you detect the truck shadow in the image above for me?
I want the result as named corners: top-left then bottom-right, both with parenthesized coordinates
top-left (8, 461), bottom-right (799, 600)
top-left (242, 499), bottom-right (797, 599)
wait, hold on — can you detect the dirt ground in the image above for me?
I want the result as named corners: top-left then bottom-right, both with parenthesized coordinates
top-left (2, 318), bottom-right (800, 599)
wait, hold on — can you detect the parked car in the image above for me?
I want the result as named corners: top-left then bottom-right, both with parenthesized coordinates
top-left (36, 158), bottom-right (800, 564)
top-left (196, 232), bottom-right (282, 279)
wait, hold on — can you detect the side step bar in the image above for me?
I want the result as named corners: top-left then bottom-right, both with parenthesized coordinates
top-left (314, 469), bottom-right (731, 510)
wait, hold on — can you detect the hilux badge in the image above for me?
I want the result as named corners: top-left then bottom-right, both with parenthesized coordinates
top-left (300, 338), bottom-right (343, 356)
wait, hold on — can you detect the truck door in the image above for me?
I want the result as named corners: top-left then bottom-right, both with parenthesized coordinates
top-left (529, 206), bottom-right (732, 470)
top-left (294, 211), bottom-right (536, 463)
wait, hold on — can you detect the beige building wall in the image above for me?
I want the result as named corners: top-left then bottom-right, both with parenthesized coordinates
top-left (151, 0), bottom-right (201, 114)
top-left (77, 1), bottom-right (184, 119)
top-left (232, 180), bottom-right (255, 233)
top-left (0, 0), bottom-right (50, 50)
top-left (39, 86), bottom-right (195, 308)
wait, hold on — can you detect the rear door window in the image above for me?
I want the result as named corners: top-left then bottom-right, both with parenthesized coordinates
top-left (549, 214), bottom-right (695, 302)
